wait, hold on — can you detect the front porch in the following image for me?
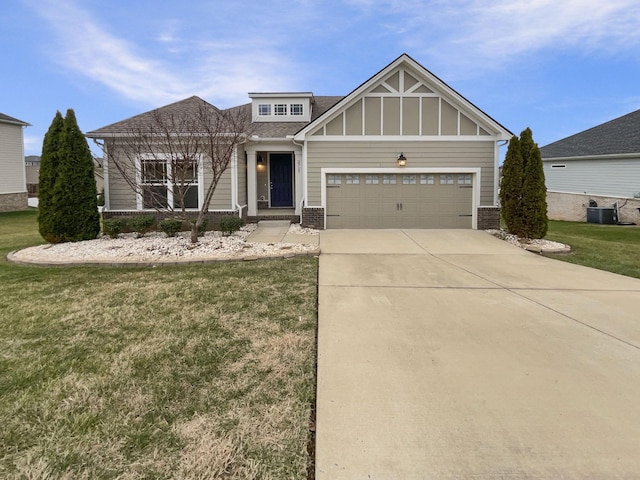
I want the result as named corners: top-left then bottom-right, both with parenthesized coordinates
top-left (246, 146), bottom-right (303, 218)
top-left (246, 208), bottom-right (299, 224)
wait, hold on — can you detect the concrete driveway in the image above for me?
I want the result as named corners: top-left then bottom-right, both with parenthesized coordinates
top-left (316, 229), bottom-right (640, 479)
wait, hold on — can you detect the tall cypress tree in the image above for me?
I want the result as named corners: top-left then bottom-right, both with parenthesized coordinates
top-left (38, 111), bottom-right (64, 242)
top-left (519, 127), bottom-right (535, 172)
top-left (38, 109), bottom-right (100, 243)
top-left (499, 135), bottom-right (524, 235)
top-left (521, 143), bottom-right (548, 239)
top-left (500, 127), bottom-right (548, 239)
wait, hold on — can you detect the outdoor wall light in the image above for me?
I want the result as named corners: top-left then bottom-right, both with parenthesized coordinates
top-left (397, 152), bottom-right (407, 167)
top-left (257, 154), bottom-right (264, 164)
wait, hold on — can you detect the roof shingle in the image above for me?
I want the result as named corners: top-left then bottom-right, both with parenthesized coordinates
top-left (540, 109), bottom-right (640, 159)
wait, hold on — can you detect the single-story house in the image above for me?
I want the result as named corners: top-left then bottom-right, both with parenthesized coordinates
top-left (540, 109), bottom-right (640, 223)
top-left (0, 112), bottom-right (30, 212)
top-left (87, 54), bottom-right (512, 229)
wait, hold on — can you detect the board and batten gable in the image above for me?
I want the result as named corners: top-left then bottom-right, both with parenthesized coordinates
top-left (544, 156), bottom-right (640, 199)
top-left (298, 60), bottom-right (509, 209)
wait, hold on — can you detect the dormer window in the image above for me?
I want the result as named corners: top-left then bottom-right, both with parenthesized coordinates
top-left (258, 104), bottom-right (271, 116)
top-left (250, 92), bottom-right (314, 122)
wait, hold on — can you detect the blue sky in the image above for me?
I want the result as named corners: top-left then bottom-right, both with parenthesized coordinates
top-left (3, 0), bottom-right (640, 158)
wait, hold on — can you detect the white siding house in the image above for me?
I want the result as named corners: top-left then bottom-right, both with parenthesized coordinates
top-left (0, 113), bottom-right (30, 212)
top-left (540, 109), bottom-right (640, 223)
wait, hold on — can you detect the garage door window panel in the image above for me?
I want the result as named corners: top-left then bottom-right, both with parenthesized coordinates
top-left (366, 175), bottom-right (379, 185)
top-left (327, 174), bottom-right (342, 185)
top-left (383, 175), bottom-right (397, 185)
top-left (402, 175), bottom-right (416, 185)
top-left (421, 174), bottom-right (434, 185)
top-left (440, 175), bottom-right (454, 185)
top-left (346, 174), bottom-right (360, 185)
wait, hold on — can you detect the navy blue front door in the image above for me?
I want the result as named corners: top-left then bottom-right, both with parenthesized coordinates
top-left (269, 153), bottom-right (293, 207)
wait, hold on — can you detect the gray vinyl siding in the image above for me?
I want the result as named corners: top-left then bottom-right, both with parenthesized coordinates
top-left (306, 140), bottom-right (495, 205)
top-left (209, 167), bottom-right (233, 209)
top-left (105, 139), bottom-right (234, 210)
top-left (544, 157), bottom-right (640, 198)
top-left (0, 122), bottom-right (26, 194)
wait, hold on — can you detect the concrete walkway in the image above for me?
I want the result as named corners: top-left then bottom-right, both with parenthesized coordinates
top-left (245, 220), bottom-right (319, 245)
top-left (316, 229), bottom-right (640, 479)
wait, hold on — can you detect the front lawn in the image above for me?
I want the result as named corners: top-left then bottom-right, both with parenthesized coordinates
top-left (545, 220), bottom-right (640, 279)
top-left (0, 209), bottom-right (317, 479)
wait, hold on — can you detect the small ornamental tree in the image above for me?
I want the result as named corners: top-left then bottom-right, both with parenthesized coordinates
top-left (499, 127), bottom-right (548, 239)
top-left (38, 109), bottom-right (100, 243)
top-left (99, 97), bottom-right (254, 244)
top-left (38, 111), bottom-right (64, 242)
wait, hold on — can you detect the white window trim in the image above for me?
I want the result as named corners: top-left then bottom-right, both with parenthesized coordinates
top-left (135, 153), bottom-right (204, 211)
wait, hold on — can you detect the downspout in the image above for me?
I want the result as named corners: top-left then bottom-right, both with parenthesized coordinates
top-left (495, 139), bottom-right (509, 206)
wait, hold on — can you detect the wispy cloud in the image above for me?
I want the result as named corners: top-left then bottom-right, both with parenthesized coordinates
top-left (348, 0), bottom-right (640, 76)
top-left (24, 0), bottom-right (301, 107)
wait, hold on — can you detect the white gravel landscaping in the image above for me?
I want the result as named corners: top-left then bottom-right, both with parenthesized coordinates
top-left (486, 229), bottom-right (570, 253)
top-left (10, 223), bottom-right (320, 265)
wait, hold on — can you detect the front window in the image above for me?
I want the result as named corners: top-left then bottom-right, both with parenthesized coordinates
top-left (274, 104), bottom-right (287, 115)
top-left (140, 156), bottom-right (199, 209)
top-left (290, 104), bottom-right (304, 116)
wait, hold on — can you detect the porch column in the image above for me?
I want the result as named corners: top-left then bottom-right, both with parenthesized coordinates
top-left (294, 149), bottom-right (303, 215)
top-left (247, 149), bottom-right (257, 216)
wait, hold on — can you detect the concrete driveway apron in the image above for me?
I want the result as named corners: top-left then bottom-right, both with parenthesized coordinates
top-left (316, 229), bottom-right (640, 479)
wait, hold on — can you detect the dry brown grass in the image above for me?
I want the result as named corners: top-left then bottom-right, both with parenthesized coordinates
top-left (1, 213), bottom-right (318, 479)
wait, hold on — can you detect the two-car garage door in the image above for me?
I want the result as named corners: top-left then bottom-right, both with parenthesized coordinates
top-left (326, 173), bottom-right (473, 229)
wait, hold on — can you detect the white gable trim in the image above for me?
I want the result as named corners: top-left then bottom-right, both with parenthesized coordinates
top-left (294, 54), bottom-right (512, 142)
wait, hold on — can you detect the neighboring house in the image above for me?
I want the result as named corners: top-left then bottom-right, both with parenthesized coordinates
top-left (24, 155), bottom-right (104, 198)
top-left (540, 109), bottom-right (640, 223)
top-left (0, 112), bottom-right (30, 212)
top-left (25, 155), bottom-right (40, 197)
top-left (87, 54), bottom-right (512, 229)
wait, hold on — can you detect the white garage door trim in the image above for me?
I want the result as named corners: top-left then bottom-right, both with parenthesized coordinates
top-left (321, 167), bottom-right (481, 229)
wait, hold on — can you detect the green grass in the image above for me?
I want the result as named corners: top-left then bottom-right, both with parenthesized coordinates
top-left (545, 220), bottom-right (640, 279)
top-left (0, 210), bottom-right (318, 479)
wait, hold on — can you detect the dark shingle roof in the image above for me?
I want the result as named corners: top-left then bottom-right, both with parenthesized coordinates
top-left (86, 96), bottom-right (219, 137)
top-left (87, 95), bottom-right (344, 139)
top-left (0, 112), bottom-right (30, 126)
top-left (540, 108), bottom-right (640, 159)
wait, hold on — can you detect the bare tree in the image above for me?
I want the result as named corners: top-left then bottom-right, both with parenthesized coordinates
top-left (97, 98), bottom-right (253, 243)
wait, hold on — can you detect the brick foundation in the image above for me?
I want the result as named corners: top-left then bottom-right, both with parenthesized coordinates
top-left (477, 206), bottom-right (501, 230)
top-left (0, 192), bottom-right (28, 212)
top-left (301, 207), bottom-right (325, 229)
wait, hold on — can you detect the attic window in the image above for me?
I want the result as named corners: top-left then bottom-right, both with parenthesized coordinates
top-left (291, 104), bottom-right (303, 115)
top-left (551, 164), bottom-right (566, 168)
top-left (258, 104), bottom-right (271, 116)
top-left (274, 104), bottom-right (287, 115)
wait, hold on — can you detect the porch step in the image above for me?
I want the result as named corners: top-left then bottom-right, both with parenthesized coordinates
top-left (257, 220), bottom-right (291, 227)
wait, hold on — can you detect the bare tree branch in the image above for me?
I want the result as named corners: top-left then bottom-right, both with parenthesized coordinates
top-left (97, 98), bottom-right (254, 243)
